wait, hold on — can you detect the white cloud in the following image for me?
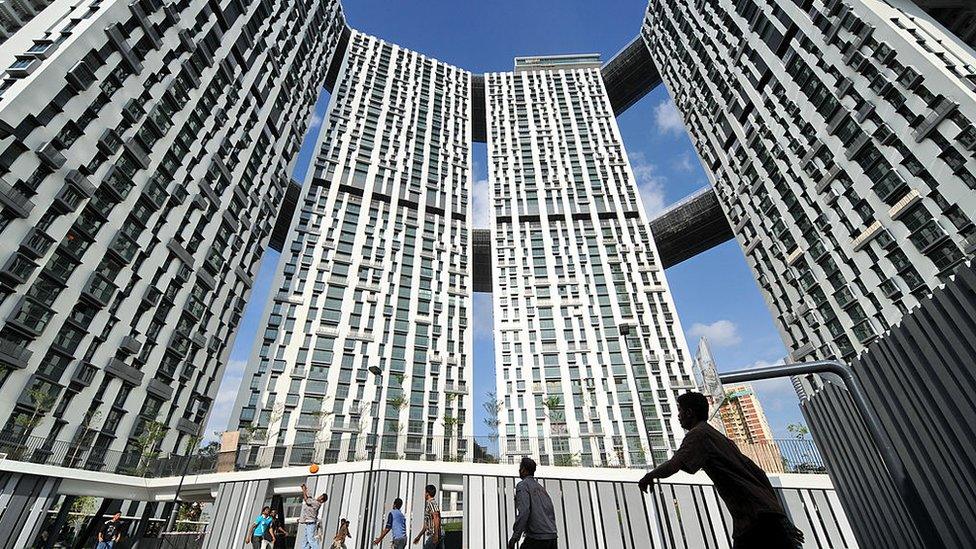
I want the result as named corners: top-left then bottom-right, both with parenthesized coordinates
top-left (472, 178), bottom-right (490, 229)
top-left (674, 152), bottom-right (695, 173)
top-left (308, 112), bottom-right (323, 128)
top-left (627, 151), bottom-right (668, 217)
top-left (654, 100), bottom-right (685, 136)
top-left (689, 320), bottom-right (742, 347)
top-left (204, 360), bottom-right (248, 440)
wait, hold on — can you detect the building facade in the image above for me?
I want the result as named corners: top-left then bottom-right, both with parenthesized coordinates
top-left (486, 56), bottom-right (695, 467)
top-left (0, 0), bottom-right (346, 463)
top-left (229, 32), bottom-right (474, 464)
top-left (691, 337), bottom-right (728, 435)
top-left (642, 0), bottom-right (976, 364)
top-left (0, 0), bottom-right (54, 41)
top-left (718, 384), bottom-right (775, 445)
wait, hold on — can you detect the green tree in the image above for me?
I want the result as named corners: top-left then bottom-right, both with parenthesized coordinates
top-left (786, 423), bottom-right (809, 440)
top-left (69, 496), bottom-right (97, 528)
top-left (482, 391), bottom-right (502, 459)
top-left (15, 388), bottom-right (55, 437)
top-left (134, 420), bottom-right (167, 475)
top-left (543, 395), bottom-right (564, 422)
top-left (68, 409), bottom-right (102, 466)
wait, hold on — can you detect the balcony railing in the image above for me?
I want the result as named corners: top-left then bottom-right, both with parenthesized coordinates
top-left (0, 432), bottom-right (213, 478)
top-left (0, 430), bottom-right (827, 479)
top-left (0, 335), bottom-right (32, 369)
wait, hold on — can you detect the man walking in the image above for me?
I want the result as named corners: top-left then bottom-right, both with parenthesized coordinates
top-left (637, 392), bottom-right (804, 548)
top-left (411, 485), bottom-right (442, 549)
top-left (507, 457), bottom-right (558, 549)
top-left (95, 513), bottom-right (124, 549)
top-left (244, 506), bottom-right (275, 549)
top-left (299, 482), bottom-right (328, 549)
top-left (373, 497), bottom-right (408, 548)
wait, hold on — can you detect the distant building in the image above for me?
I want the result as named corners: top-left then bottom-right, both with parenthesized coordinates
top-left (720, 384), bottom-right (775, 445)
top-left (720, 384), bottom-right (783, 473)
top-left (691, 338), bottom-right (727, 436)
top-left (230, 32), bottom-right (474, 464)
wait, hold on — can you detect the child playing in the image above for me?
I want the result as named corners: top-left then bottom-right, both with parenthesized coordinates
top-left (332, 518), bottom-right (352, 549)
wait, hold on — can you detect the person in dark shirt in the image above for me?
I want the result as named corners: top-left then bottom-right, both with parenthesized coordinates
top-left (96, 513), bottom-right (124, 549)
top-left (508, 457), bottom-right (558, 549)
top-left (638, 392), bottom-right (804, 549)
top-left (270, 508), bottom-right (288, 549)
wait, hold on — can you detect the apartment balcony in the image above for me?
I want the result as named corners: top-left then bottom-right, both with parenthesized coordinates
top-left (316, 326), bottom-right (340, 338)
top-left (104, 357), bottom-right (143, 385)
top-left (119, 335), bottom-right (142, 355)
top-left (80, 272), bottom-right (117, 307)
top-left (70, 361), bottom-right (97, 387)
top-left (107, 231), bottom-right (140, 264)
top-left (37, 142), bottom-right (66, 169)
top-left (190, 332), bottom-right (207, 348)
top-left (331, 421), bottom-right (361, 433)
top-left (0, 335), bottom-right (32, 369)
top-left (0, 252), bottom-right (38, 286)
top-left (6, 296), bottom-right (53, 336)
top-left (910, 220), bottom-right (950, 253)
top-left (345, 329), bottom-right (373, 342)
top-left (0, 176), bottom-right (35, 218)
top-left (176, 417), bottom-right (199, 436)
top-left (19, 228), bottom-right (55, 259)
top-left (141, 286), bottom-right (162, 307)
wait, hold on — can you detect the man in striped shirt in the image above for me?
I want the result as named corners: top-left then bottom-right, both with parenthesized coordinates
top-left (411, 484), bottom-right (443, 549)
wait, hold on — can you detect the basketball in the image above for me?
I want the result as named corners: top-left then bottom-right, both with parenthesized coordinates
top-left (309, 463), bottom-right (319, 474)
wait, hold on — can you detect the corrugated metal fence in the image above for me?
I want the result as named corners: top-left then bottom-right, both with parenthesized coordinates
top-left (802, 261), bottom-right (976, 548)
top-left (203, 464), bottom-right (856, 549)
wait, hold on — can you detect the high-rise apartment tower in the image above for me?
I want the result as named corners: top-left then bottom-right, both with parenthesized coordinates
top-left (0, 0), bottom-right (346, 462)
top-left (718, 384), bottom-right (775, 445)
top-left (229, 32), bottom-right (474, 463)
top-left (487, 55), bottom-right (695, 467)
top-left (642, 0), bottom-right (976, 364)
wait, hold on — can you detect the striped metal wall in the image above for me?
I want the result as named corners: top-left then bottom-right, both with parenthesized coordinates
top-left (0, 472), bottom-right (60, 548)
top-left (203, 479), bottom-right (272, 549)
top-left (802, 261), bottom-right (976, 549)
top-left (202, 467), bottom-right (857, 549)
top-left (802, 384), bottom-right (922, 548)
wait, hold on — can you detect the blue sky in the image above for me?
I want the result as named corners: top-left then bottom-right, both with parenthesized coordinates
top-left (205, 0), bottom-right (804, 440)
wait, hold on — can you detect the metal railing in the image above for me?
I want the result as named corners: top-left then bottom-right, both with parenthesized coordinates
top-left (210, 434), bottom-right (825, 474)
top-left (734, 438), bottom-right (826, 474)
top-left (0, 432), bottom-right (214, 478)
top-left (0, 431), bottom-right (825, 478)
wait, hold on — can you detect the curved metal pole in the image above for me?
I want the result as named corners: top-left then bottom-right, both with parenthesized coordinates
top-left (719, 360), bottom-right (940, 549)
